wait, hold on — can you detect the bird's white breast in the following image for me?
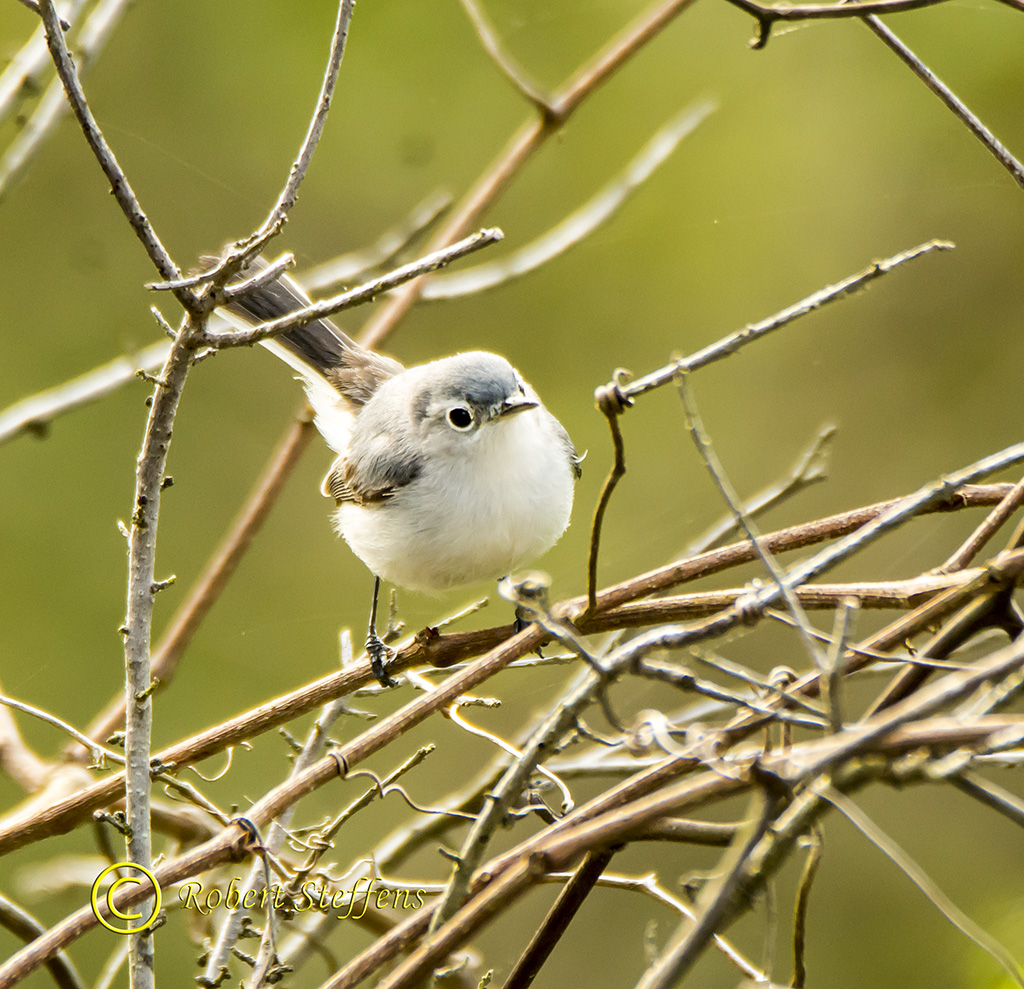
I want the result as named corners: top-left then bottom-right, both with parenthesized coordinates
top-left (337, 409), bottom-right (574, 593)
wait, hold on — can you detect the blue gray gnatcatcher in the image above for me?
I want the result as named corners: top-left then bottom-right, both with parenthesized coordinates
top-left (219, 258), bottom-right (581, 686)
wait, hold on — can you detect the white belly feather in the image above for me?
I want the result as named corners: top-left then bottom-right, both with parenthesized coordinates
top-left (337, 409), bottom-right (574, 593)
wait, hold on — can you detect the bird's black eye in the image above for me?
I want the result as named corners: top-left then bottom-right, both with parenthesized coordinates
top-left (447, 406), bottom-right (474, 430)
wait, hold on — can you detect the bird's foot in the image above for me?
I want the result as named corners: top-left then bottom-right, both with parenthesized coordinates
top-left (367, 632), bottom-right (400, 688)
top-left (513, 604), bottom-right (544, 656)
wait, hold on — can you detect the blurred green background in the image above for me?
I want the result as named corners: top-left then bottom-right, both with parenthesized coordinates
top-left (1, 0), bottom-right (1024, 985)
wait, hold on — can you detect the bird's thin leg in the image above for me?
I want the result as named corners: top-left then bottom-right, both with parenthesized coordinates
top-left (366, 575), bottom-right (399, 687)
top-left (512, 603), bottom-right (532, 635)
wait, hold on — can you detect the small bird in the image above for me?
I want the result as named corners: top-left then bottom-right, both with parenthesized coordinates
top-left (218, 258), bottom-right (581, 686)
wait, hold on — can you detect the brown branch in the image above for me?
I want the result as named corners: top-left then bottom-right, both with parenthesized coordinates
top-left (358, 0), bottom-right (700, 348)
top-left (0, 481), bottom-right (1011, 858)
top-left (937, 474), bottom-right (1024, 574)
top-left (341, 714), bottom-right (1024, 989)
top-left (501, 849), bottom-right (616, 989)
top-left (76, 411), bottom-right (316, 751)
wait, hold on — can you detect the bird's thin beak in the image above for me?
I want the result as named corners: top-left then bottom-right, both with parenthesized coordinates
top-left (496, 396), bottom-right (539, 418)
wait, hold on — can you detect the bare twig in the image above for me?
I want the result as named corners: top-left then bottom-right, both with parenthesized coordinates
top-left (676, 370), bottom-right (824, 667)
top-left (820, 783), bottom-right (1024, 986)
top-left (37, 0), bottom-right (188, 302)
top-left (0, 0), bottom-right (127, 200)
top-left (726, 0), bottom-right (952, 46)
top-left (540, 869), bottom-right (766, 980)
top-left (0, 693), bottom-right (123, 766)
top-left (682, 424), bottom-right (834, 555)
top-left (185, 0), bottom-right (356, 287)
top-left (0, 483), bottom-right (1013, 859)
top-left (0, 341), bottom-right (170, 447)
top-left (456, 0), bottom-right (551, 111)
top-left (359, 0), bottom-right (701, 347)
top-left (303, 191), bottom-right (452, 293)
top-left (421, 101), bottom-right (716, 301)
top-left (936, 474), bottom-right (1024, 574)
top-left (606, 239), bottom-right (954, 408)
top-left (118, 331), bottom-right (193, 989)
top-left (80, 411), bottom-right (316, 748)
top-left (862, 15), bottom-right (1024, 191)
top-left (426, 663), bottom-right (600, 934)
top-left (583, 240), bottom-right (951, 617)
top-left (790, 828), bottom-right (822, 988)
top-left (633, 785), bottom-right (784, 989)
top-left (501, 849), bottom-right (615, 989)
top-left (0, 683), bottom-right (50, 792)
top-left (951, 772), bottom-right (1024, 832)
top-left (586, 378), bottom-right (629, 615)
top-left (202, 229), bottom-right (504, 349)
top-left (0, 893), bottom-right (83, 989)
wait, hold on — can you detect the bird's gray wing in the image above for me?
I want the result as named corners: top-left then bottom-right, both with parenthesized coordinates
top-left (321, 441), bottom-right (424, 506)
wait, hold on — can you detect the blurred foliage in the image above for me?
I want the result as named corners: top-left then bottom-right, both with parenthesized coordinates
top-left (1, 0), bottom-right (1023, 986)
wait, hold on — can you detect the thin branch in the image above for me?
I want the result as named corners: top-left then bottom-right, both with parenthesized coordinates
top-left (80, 411), bottom-right (316, 748)
top-left (0, 483), bottom-right (1012, 859)
top-left (0, 693), bottom-right (123, 766)
top-left (682, 424), bottom-right (834, 556)
top-left (182, 0), bottom-right (356, 287)
top-left (586, 379), bottom-right (629, 615)
top-left (633, 786), bottom-right (784, 989)
top-left (539, 870), bottom-right (766, 981)
top-left (359, 0), bottom-right (701, 348)
top-left (421, 100), bottom-right (716, 300)
top-left (0, 893), bottom-right (83, 989)
top-left (936, 474), bottom-right (1024, 574)
top-left (361, 710), bottom-right (1024, 989)
top-left (201, 229), bottom-right (504, 349)
top-left (820, 783), bottom-right (1024, 986)
top-left (60, 715), bottom-right (1009, 989)
top-left (0, 682), bottom-right (51, 792)
top-left (862, 15), bottom-right (1024, 192)
top-left (456, 0), bottom-right (551, 111)
top-left (220, 641), bottom-right (362, 989)
top-left (303, 191), bottom-right (453, 293)
top-left (725, 0), bottom-right (952, 47)
top-left (607, 239), bottom-right (954, 408)
top-left (445, 703), bottom-right (573, 813)
top-left (119, 331), bottom-right (195, 989)
top-left (676, 370), bottom-right (824, 668)
top-left (501, 849), bottom-right (615, 989)
top-left (0, 341), bottom-right (170, 447)
top-left (951, 772), bottom-right (1024, 832)
top-left (821, 598), bottom-right (857, 732)
top-left (37, 0), bottom-right (188, 301)
top-left (609, 442), bottom-right (1024, 672)
top-left (583, 241), bottom-right (950, 610)
top-left (0, 0), bottom-right (127, 200)
top-left (790, 828), bottom-right (822, 988)
top-left (426, 663), bottom-right (600, 934)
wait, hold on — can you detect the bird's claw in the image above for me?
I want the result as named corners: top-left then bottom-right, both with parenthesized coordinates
top-left (367, 632), bottom-right (399, 688)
